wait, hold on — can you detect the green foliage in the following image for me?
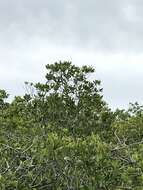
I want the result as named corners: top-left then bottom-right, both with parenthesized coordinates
top-left (0, 61), bottom-right (143, 189)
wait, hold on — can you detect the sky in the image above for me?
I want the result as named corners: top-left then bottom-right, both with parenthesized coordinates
top-left (0, 0), bottom-right (143, 109)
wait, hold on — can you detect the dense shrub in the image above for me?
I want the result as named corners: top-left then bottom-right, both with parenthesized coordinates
top-left (1, 62), bottom-right (143, 189)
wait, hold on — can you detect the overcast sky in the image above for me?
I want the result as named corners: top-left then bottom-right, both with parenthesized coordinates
top-left (1, 0), bottom-right (143, 109)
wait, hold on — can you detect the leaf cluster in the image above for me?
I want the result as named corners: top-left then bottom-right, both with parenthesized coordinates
top-left (1, 61), bottom-right (143, 189)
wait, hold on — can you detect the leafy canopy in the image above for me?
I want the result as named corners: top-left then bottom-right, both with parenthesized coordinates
top-left (1, 61), bottom-right (143, 189)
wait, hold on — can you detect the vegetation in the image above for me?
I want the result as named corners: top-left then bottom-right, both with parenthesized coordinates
top-left (1, 61), bottom-right (143, 189)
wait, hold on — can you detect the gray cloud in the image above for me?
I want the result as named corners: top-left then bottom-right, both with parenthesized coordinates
top-left (1, 0), bottom-right (143, 109)
top-left (0, 0), bottom-right (143, 51)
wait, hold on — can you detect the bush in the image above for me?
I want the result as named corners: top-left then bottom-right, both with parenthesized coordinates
top-left (1, 62), bottom-right (143, 189)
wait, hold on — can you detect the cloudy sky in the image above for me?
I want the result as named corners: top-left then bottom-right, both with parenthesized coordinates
top-left (1, 0), bottom-right (143, 109)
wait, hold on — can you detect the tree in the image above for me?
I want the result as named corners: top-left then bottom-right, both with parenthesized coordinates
top-left (1, 62), bottom-right (143, 189)
top-left (0, 89), bottom-right (9, 127)
top-left (26, 61), bottom-right (112, 136)
top-left (0, 89), bottom-right (8, 107)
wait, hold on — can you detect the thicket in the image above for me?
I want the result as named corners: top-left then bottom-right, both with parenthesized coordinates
top-left (1, 61), bottom-right (143, 190)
